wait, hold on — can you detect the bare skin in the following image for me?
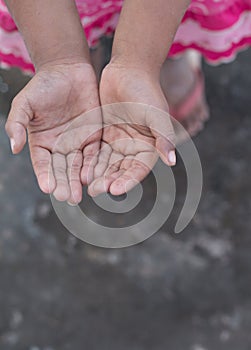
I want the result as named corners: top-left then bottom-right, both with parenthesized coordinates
top-left (89, 0), bottom-right (190, 196)
top-left (6, 62), bottom-right (101, 204)
top-left (91, 45), bottom-right (210, 138)
top-left (4, 0), bottom-right (101, 204)
top-left (88, 62), bottom-right (176, 197)
top-left (5, 0), bottom-right (191, 200)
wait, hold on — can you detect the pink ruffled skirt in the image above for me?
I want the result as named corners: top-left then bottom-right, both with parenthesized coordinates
top-left (1, 0), bottom-right (251, 72)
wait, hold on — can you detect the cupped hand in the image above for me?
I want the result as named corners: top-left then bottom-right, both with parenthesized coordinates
top-left (5, 62), bottom-right (102, 204)
top-left (88, 62), bottom-right (176, 197)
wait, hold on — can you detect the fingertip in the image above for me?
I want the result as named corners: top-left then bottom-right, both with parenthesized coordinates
top-left (87, 187), bottom-right (96, 198)
top-left (109, 181), bottom-right (126, 196)
top-left (81, 174), bottom-right (88, 187)
top-left (67, 201), bottom-right (79, 207)
top-left (156, 138), bottom-right (176, 167)
top-left (125, 179), bottom-right (139, 193)
top-left (9, 130), bottom-right (27, 155)
top-left (168, 150), bottom-right (176, 166)
top-left (10, 138), bottom-right (16, 154)
top-left (39, 178), bottom-right (56, 195)
top-left (81, 167), bottom-right (93, 186)
top-left (8, 136), bottom-right (24, 155)
top-left (40, 186), bottom-right (52, 195)
top-left (67, 193), bottom-right (82, 206)
top-left (68, 189), bottom-right (82, 206)
top-left (88, 178), bottom-right (107, 197)
top-left (110, 179), bottom-right (138, 196)
top-left (53, 186), bottom-right (70, 202)
top-left (11, 145), bottom-right (24, 155)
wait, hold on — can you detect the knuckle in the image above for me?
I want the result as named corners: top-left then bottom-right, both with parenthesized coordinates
top-left (33, 159), bottom-right (50, 169)
top-left (70, 177), bottom-right (81, 183)
top-left (70, 162), bottom-right (81, 171)
top-left (84, 155), bottom-right (95, 165)
top-left (56, 178), bottom-right (68, 186)
top-left (55, 167), bottom-right (66, 175)
top-left (33, 161), bottom-right (50, 176)
top-left (11, 94), bottom-right (23, 109)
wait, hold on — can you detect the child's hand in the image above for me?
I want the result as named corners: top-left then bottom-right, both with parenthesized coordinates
top-left (88, 62), bottom-right (176, 197)
top-left (5, 62), bottom-right (101, 204)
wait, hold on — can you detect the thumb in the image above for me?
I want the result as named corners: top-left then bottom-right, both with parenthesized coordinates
top-left (5, 95), bottom-right (31, 154)
top-left (147, 105), bottom-right (176, 167)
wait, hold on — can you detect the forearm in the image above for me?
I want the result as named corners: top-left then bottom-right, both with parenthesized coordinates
top-left (5, 0), bottom-right (90, 70)
top-left (111, 0), bottom-right (190, 74)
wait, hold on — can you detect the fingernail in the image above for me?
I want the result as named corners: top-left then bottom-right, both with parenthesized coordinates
top-left (168, 150), bottom-right (176, 165)
top-left (125, 179), bottom-right (139, 193)
top-left (67, 201), bottom-right (78, 207)
top-left (10, 138), bottom-right (15, 153)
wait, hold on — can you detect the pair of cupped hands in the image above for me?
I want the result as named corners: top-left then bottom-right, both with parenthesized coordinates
top-left (5, 59), bottom-right (176, 205)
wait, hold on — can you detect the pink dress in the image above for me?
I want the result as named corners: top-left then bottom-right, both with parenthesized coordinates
top-left (1, 0), bottom-right (251, 72)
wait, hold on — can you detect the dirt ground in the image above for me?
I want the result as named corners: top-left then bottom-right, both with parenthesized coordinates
top-left (1, 48), bottom-right (251, 350)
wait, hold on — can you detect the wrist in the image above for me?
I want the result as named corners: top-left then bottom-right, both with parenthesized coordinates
top-left (35, 61), bottom-right (97, 87)
top-left (109, 55), bottom-right (162, 80)
top-left (33, 41), bottom-right (91, 72)
top-left (36, 55), bottom-right (92, 73)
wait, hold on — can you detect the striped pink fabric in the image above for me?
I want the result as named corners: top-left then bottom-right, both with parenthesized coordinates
top-left (1, 0), bottom-right (251, 72)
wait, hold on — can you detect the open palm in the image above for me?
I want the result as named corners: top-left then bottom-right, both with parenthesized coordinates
top-left (88, 64), bottom-right (176, 197)
top-left (6, 62), bottom-right (101, 204)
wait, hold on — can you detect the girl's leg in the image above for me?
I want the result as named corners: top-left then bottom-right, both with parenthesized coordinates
top-left (90, 42), bottom-right (109, 80)
top-left (160, 52), bottom-right (209, 136)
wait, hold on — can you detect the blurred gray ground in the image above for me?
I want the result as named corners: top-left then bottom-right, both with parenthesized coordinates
top-left (1, 48), bottom-right (251, 350)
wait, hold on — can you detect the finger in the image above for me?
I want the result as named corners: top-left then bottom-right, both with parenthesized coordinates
top-left (109, 152), bottom-right (157, 196)
top-left (146, 106), bottom-right (176, 166)
top-left (30, 146), bottom-right (56, 194)
top-left (81, 141), bottom-right (99, 186)
top-left (156, 136), bottom-right (176, 166)
top-left (109, 163), bottom-right (149, 196)
top-left (93, 142), bottom-right (113, 179)
top-left (5, 95), bottom-right (31, 154)
top-left (88, 152), bottom-right (123, 197)
top-left (52, 153), bottom-right (70, 202)
top-left (88, 170), bottom-right (124, 198)
top-left (67, 151), bottom-right (83, 205)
